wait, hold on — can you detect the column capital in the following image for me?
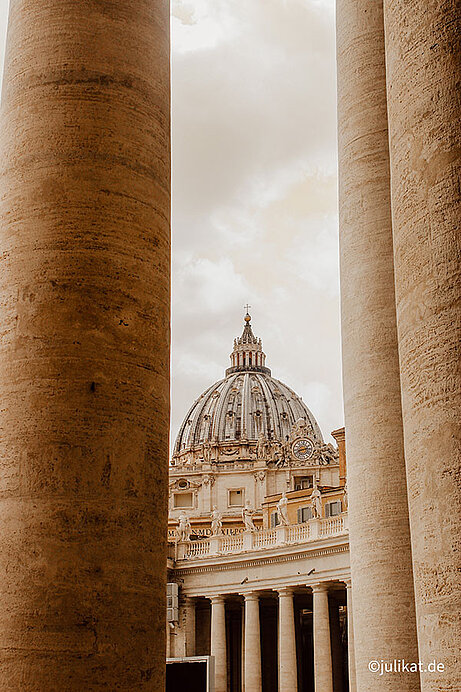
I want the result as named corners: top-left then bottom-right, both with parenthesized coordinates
top-left (242, 591), bottom-right (261, 602)
top-left (311, 582), bottom-right (330, 594)
top-left (277, 586), bottom-right (294, 597)
top-left (209, 594), bottom-right (226, 604)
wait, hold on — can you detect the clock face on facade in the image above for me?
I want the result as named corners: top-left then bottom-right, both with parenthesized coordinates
top-left (292, 438), bottom-right (314, 460)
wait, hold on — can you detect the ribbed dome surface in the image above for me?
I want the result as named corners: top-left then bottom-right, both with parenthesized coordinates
top-left (174, 370), bottom-right (323, 454)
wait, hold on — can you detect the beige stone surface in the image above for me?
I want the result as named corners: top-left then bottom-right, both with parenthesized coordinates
top-left (345, 580), bottom-right (356, 692)
top-left (384, 2), bottom-right (461, 689)
top-left (243, 593), bottom-right (262, 692)
top-left (337, 1), bottom-right (420, 689)
top-left (0, 1), bottom-right (170, 690)
top-left (278, 587), bottom-right (298, 692)
top-left (210, 596), bottom-right (227, 692)
top-left (312, 584), bottom-right (333, 692)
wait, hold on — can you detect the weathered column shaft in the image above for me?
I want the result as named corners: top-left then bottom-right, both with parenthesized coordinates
top-left (210, 596), bottom-right (227, 692)
top-left (243, 593), bottom-right (262, 692)
top-left (345, 581), bottom-right (357, 692)
top-left (0, 1), bottom-right (170, 690)
top-left (166, 621), bottom-right (172, 659)
top-left (185, 597), bottom-right (196, 657)
top-left (384, 2), bottom-right (461, 690)
top-left (312, 584), bottom-right (333, 692)
top-left (336, 0), bottom-right (420, 689)
top-left (278, 588), bottom-right (298, 692)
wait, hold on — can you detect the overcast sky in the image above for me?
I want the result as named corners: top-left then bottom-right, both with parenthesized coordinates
top-left (0, 0), bottom-right (343, 449)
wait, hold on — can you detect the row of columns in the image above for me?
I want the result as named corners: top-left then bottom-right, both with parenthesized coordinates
top-left (337, 1), bottom-right (460, 690)
top-left (186, 581), bottom-right (355, 692)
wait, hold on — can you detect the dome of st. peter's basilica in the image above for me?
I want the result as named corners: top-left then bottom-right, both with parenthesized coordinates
top-left (172, 313), bottom-right (332, 467)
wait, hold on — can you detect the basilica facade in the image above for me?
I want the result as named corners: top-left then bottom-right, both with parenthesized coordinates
top-left (167, 314), bottom-right (351, 692)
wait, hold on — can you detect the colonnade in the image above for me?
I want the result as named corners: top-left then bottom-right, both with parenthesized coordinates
top-left (184, 581), bottom-right (354, 692)
top-left (337, 1), bottom-right (460, 690)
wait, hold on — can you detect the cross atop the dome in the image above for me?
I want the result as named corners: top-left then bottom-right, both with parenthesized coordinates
top-left (244, 304), bottom-right (251, 314)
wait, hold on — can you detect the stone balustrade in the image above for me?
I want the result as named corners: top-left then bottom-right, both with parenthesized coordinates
top-left (253, 528), bottom-right (277, 548)
top-left (169, 513), bottom-right (348, 560)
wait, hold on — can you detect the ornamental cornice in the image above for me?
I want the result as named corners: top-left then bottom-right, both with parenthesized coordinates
top-left (173, 543), bottom-right (349, 576)
top-left (187, 570), bottom-right (353, 599)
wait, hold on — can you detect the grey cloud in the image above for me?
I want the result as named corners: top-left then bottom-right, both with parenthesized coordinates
top-left (171, 0), bottom-right (343, 448)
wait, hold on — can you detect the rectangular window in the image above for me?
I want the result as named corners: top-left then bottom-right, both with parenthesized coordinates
top-left (270, 511), bottom-right (279, 528)
top-left (173, 492), bottom-right (194, 508)
top-left (228, 489), bottom-right (244, 507)
top-left (297, 506), bottom-right (312, 523)
top-left (325, 501), bottom-right (342, 517)
top-left (294, 476), bottom-right (313, 491)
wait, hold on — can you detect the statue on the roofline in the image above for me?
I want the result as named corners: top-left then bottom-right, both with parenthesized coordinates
top-left (310, 485), bottom-right (322, 519)
top-left (211, 506), bottom-right (223, 536)
top-left (242, 501), bottom-right (256, 532)
top-left (277, 492), bottom-right (289, 526)
top-left (177, 511), bottom-right (192, 542)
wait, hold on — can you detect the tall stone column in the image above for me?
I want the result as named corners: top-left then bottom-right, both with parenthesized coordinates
top-left (243, 593), bottom-right (262, 692)
top-left (210, 596), bottom-right (227, 692)
top-left (345, 581), bottom-right (357, 692)
top-left (312, 584), bottom-right (333, 692)
top-left (185, 597), bottom-right (196, 657)
top-left (166, 621), bottom-right (172, 659)
top-left (277, 587), bottom-right (298, 692)
top-left (0, 1), bottom-right (170, 690)
top-left (336, 1), bottom-right (420, 690)
top-left (384, 3), bottom-right (461, 690)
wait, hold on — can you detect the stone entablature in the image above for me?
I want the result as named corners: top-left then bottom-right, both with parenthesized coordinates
top-left (170, 531), bottom-right (350, 598)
